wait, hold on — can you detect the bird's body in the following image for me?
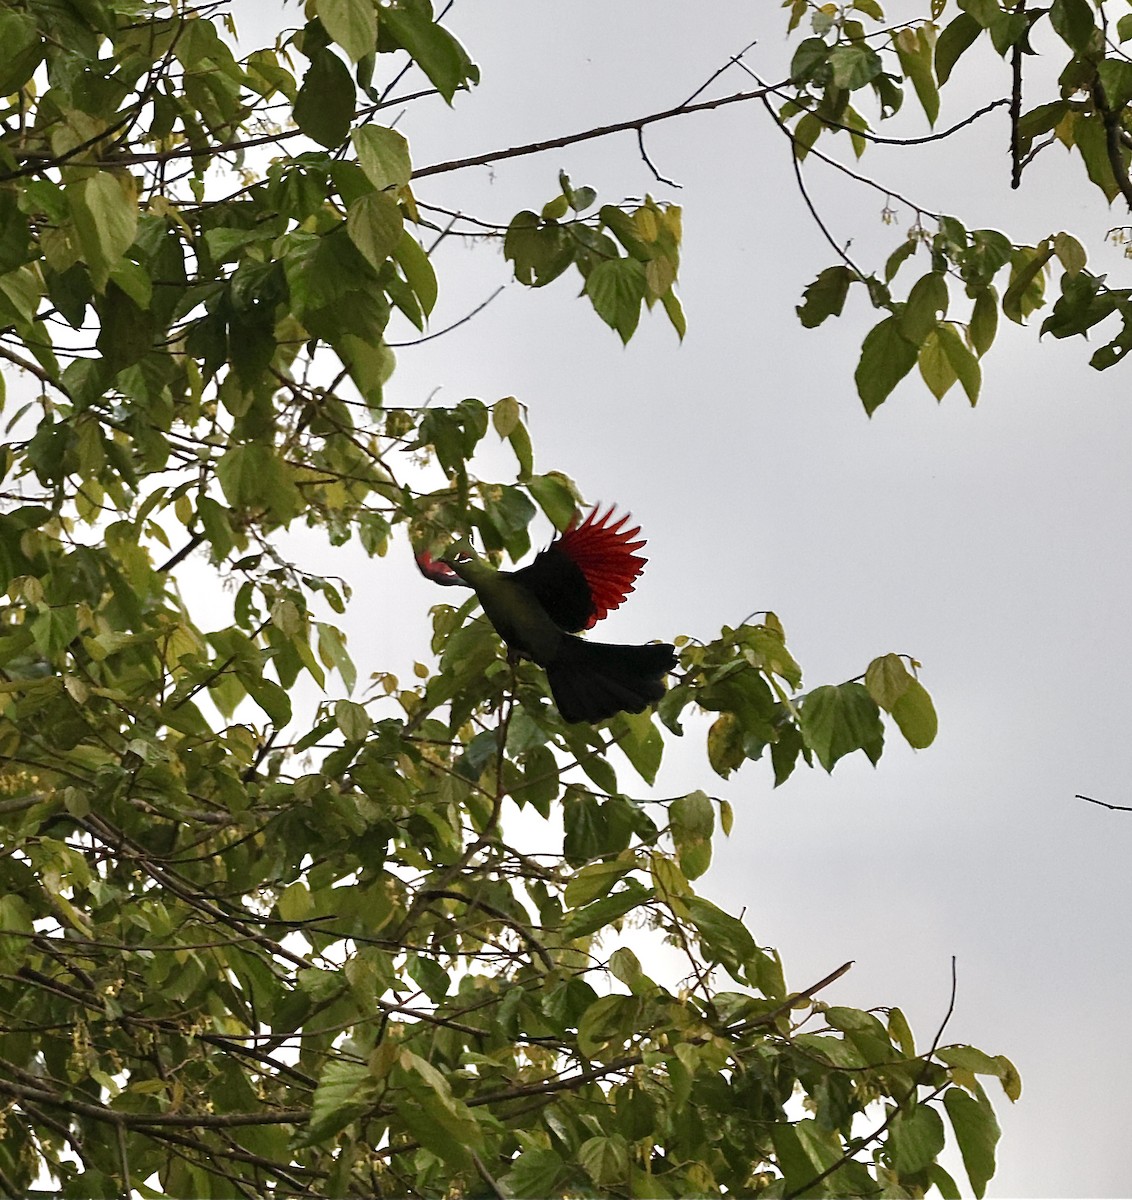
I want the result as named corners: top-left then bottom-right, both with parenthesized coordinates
top-left (417, 506), bottom-right (676, 724)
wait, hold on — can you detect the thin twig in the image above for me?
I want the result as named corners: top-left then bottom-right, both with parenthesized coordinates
top-left (1077, 792), bottom-right (1132, 812)
top-left (387, 285), bottom-right (506, 347)
top-left (637, 126), bottom-right (682, 188)
top-left (470, 1149), bottom-right (506, 1199)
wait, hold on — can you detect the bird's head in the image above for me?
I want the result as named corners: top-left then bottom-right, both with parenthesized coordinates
top-left (414, 537), bottom-right (482, 587)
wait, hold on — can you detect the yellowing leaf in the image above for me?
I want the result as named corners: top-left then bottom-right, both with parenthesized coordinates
top-left (492, 396), bottom-right (521, 438)
top-left (68, 174), bottom-right (138, 292)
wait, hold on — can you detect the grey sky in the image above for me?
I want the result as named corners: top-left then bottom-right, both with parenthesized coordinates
top-left (221, 4), bottom-right (1132, 1194)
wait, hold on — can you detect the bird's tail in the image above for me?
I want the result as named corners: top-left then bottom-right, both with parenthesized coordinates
top-left (545, 636), bottom-right (678, 724)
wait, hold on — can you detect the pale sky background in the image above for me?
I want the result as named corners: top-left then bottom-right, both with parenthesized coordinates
top-left (212, 3), bottom-right (1132, 1195)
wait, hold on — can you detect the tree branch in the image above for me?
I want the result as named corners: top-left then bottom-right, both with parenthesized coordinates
top-left (412, 83), bottom-right (786, 179)
top-left (1093, 77), bottom-right (1132, 212)
top-left (1077, 792), bottom-right (1132, 811)
top-left (1010, 1), bottom-right (1026, 188)
top-left (0, 344), bottom-right (68, 396)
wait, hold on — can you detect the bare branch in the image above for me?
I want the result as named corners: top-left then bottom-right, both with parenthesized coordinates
top-left (387, 285), bottom-right (507, 347)
top-left (412, 84), bottom-right (787, 179)
top-left (1077, 792), bottom-right (1132, 812)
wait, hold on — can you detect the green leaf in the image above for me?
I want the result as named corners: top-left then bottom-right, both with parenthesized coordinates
top-left (346, 191), bottom-right (403, 270)
top-left (799, 682), bottom-right (884, 771)
top-left (335, 698), bottom-right (370, 741)
top-left (525, 473), bottom-right (576, 530)
top-left (0, 11), bottom-right (43, 95)
top-left (669, 790), bottom-right (714, 882)
top-left (797, 265), bottom-right (854, 328)
top-left (608, 946), bottom-right (647, 991)
top-left (929, 1163), bottom-right (963, 1200)
top-left (578, 992), bottom-right (640, 1056)
top-left (561, 881), bottom-right (652, 940)
top-left (790, 36), bottom-right (829, 84)
top-left (685, 896), bottom-right (757, 978)
top-left (492, 396), bottom-right (520, 438)
top-left (277, 880), bottom-right (314, 921)
top-left (661, 287), bottom-right (686, 338)
top-left (935, 13), bottom-right (980, 85)
top-left (68, 175), bottom-right (138, 293)
top-left (939, 322), bottom-right (980, 403)
top-left (855, 315), bottom-right (918, 414)
top-left (772, 1123), bottom-right (826, 1192)
top-left (1072, 114), bottom-right (1120, 205)
top-left (340, 333), bottom-right (395, 408)
top-left (502, 1148), bottom-right (567, 1197)
top-left (1053, 230), bottom-right (1086, 278)
top-left (1003, 244), bottom-right (1054, 325)
top-left (890, 1104), bottom-right (946, 1176)
top-left (996, 1055), bottom-right (1023, 1102)
top-left (969, 286), bottom-right (998, 356)
top-left (944, 1085), bottom-right (1000, 1198)
top-left (891, 677), bottom-right (937, 748)
top-left (216, 443), bottom-right (302, 524)
top-left (294, 49), bottom-right (355, 148)
top-left (888, 1007), bottom-right (916, 1057)
top-left (1050, 0), bottom-right (1096, 53)
top-left (616, 709), bottom-right (663, 784)
top-left (32, 607), bottom-right (79, 658)
top-left (938, 1045), bottom-right (1003, 1075)
top-left (304, 1059), bottom-right (375, 1143)
top-left (0, 894), bottom-right (34, 970)
top-left (707, 711), bottom-right (745, 778)
top-left (885, 237), bottom-right (918, 283)
top-left (828, 42), bottom-right (883, 91)
top-left (865, 653), bottom-right (914, 710)
top-left (381, 0), bottom-right (479, 103)
top-left (407, 953), bottom-right (449, 1002)
top-left (353, 125), bottom-right (413, 191)
top-left (394, 230), bottom-right (437, 315)
top-left (578, 1135), bottom-right (630, 1188)
top-left (900, 272), bottom-right (948, 345)
top-left (1099, 58), bottom-right (1132, 112)
top-left (319, 0), bottom-right (377, 62)
top-left (585, 257), bottom-right (647, 343)
top-left (563, 859), bottom-right (634, 908)
top-left (242, 672), bottom-right (293, 726)
top-left (318, 622), bottom-right (357, 692)
top-left (96, 284), bottom-right (156, 375)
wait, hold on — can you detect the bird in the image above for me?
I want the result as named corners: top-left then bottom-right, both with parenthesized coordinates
top-left (416, 505), bottom-right (677, 724)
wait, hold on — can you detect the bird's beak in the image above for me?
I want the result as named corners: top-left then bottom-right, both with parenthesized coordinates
top-left (441, 537), bottom-right (476, 566)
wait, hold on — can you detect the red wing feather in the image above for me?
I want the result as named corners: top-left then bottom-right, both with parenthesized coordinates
top-left (554, 505), bottom-right (648, 629)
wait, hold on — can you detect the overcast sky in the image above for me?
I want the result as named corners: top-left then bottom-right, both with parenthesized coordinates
top-left (216, 4), bottom-right (1132, 1194)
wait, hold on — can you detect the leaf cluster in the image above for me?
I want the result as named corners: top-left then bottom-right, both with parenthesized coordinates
top-left (781, 0), bottom-right (1132, 411)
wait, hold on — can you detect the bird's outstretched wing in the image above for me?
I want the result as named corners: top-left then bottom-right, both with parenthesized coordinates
top-left (512, 505), bottom-right (648, 632)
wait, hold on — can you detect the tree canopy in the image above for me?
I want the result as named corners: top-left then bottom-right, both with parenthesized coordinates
top-left (11, 0), bottom-right (1122, 1194)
